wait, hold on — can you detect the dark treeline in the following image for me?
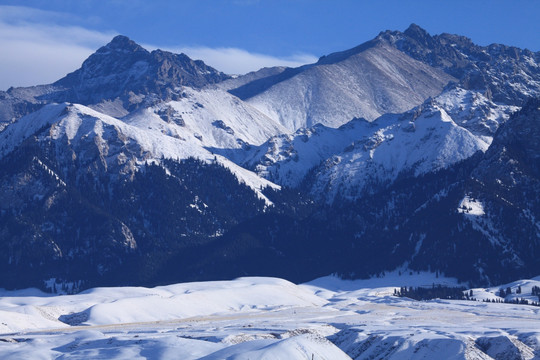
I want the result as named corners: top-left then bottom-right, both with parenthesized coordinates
top-left (394, 284), bottom-right (468, 300)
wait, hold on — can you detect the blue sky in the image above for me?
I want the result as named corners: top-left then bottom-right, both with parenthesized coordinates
top-left (0, 0), bottom-right (539, 89)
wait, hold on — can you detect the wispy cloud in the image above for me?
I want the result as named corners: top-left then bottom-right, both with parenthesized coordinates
top-left (157, 46), bottom-right (317, 75)
top-left (0, 6), bottom-right (115, 90)
top-left (0, 5), bottom-right (316, 90)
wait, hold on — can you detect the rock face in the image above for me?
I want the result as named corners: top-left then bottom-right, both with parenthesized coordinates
top-left (54, 35), bottom-right (230, 105)
top-left (382, 23), bottom-right (540, 104)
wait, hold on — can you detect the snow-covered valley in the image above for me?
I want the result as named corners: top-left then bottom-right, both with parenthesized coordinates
top-left (1, 273), bottom-right (540, 359)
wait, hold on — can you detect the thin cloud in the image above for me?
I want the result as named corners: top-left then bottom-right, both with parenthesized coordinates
top-left (0, 5), bottom-right (317, 90)
top-left (157, 46), bottom-right (317, 75)
top-left (0, 5), bottom-right (115, 90)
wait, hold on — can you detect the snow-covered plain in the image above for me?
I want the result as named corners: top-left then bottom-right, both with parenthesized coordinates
top-left (1, 273), bottom-right (540, 359)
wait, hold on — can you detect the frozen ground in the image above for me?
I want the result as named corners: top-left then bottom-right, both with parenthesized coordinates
top-left (1, 272), bottom-right (539, 359)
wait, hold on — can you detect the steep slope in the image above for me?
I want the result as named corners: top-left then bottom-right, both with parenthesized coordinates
top-left (231, 39), bottom-right (455, 130)
top-left (124, 87), bottom-right (287, 150)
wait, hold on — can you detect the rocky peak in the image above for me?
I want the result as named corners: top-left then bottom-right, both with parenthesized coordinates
top-left (55, 35), bottom-right (150, 89)
top-left (103, 35), bottom-right (146, 53)
top-left (377, 25), bottom-right (540, 105)
top-left (52, 35), bottom-right (230, 106)
top-left (403, 23), bottom-right (434, 47)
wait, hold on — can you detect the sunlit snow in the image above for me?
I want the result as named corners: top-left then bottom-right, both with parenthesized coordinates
top-left (458, 195), bottom-right (485, 216)
top-left (1, 274), bottom-right (540, 359)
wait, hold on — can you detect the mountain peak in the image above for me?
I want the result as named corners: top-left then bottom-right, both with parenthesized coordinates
top-left (403, 23), bottom-right (433, 44)
top-left (107, 35), bottom-right (143, 50)
top-left (52, 34), bottom-right (230, 105)
top-left (98, 35), bottom-right (147, 55)
top-left (404, 23), bottom-right (428, 35)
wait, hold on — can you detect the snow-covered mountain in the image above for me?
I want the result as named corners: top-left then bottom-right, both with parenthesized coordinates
top-left (233, 86), bottom-right (516, 197)
top-left (0, 25), bottom-right (539, 291)
top-left (0, 35), bottom-right (230, 130)
top-left (229, 34), bottom-right (455, 130)
top-left (381, 24), bottom-right (540, 104)
top-left (226, 23), bottom-right (539, 132)
top-left (55, 35), bottom-right (230, 104)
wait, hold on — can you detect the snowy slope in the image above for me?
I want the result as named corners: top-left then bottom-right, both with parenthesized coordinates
top-left (0, 102), bottom-right (279, 200)
top-left (431, 87), bottom-right (518, 142)
top-left (309, 105), bottom-right (488, 201)
top-left (232, 119), bottom-right (374, 187)
top-left (124, 87), bottom-right (287, 149)
top-left (237, 41), bottom-right (454, 131)
top-left (233, 87), bottom-right (516, 200)
top-left (0, 278), bottom-right (325, 332)
top-left (1, 275), bottom-right (540, 359)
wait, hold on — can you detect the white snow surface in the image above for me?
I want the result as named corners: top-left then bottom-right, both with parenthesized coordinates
top-left (124, 87), bottom-right (288, 148)
top-left (458, 195), bottom-right (485, 216)
top-left (2, 274), bottom-right (540, 359)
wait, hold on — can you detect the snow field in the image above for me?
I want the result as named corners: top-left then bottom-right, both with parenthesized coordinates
top-left (1, 273), bottom-right (540, 359)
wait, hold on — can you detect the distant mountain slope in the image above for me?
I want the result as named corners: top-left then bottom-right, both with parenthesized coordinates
top-left (218, 66), bottom-right (288, 91)
top-left (228, 24), bottom-right (539, 132)
top-left (231, 38), bottom-right (454, 130)
top-left (232, 87), bottom-right (516, 195)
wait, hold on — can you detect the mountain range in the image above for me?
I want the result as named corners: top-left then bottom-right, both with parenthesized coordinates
top-left (0, 24), bottom-right (539, 291)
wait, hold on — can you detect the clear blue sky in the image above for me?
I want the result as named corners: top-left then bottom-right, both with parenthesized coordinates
top-left (0, 0), bottom-right (538, 89)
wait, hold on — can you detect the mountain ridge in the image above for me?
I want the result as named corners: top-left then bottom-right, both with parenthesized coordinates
top-left (0, 25), bottom-right (538, 291)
